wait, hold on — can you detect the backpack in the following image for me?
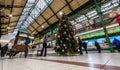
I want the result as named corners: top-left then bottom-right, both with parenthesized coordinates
top-left (25, 38), bottom-right (30, 45)
top-left (113, 39), bottom-right (120, 46)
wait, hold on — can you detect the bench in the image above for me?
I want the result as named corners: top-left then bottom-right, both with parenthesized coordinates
top-left (37, 49), bottom-right (41, 56)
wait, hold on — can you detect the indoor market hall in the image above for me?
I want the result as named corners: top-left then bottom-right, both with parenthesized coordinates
top-left (0, 0), bottom-right (120, 70)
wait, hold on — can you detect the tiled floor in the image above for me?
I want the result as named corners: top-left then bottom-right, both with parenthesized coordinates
top-left (0, 53), bottom-right (120, 70)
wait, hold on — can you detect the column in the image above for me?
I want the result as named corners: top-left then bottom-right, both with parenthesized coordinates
top-left (51, 29), bottom-right (53, 47)
top-left (94, 0), bottom-right (114, 52)
top-left (38, 34), bottom-right (41, 48)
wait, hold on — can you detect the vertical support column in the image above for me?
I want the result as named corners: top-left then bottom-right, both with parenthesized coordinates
top-left (38, 33), bottom-right (41, 48)
top-left (13, 31), bottom-right (20, 48)
top-left (51, 29), bottom-right (53, 47)
top-left (94, 0), bottom-right (114, 52)
top-left (84, 14), bottom-right (91, 30)
top-left (0, 2), bottom-right (2, 38)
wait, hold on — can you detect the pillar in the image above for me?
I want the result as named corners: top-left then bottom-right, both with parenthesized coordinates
top-left (94, 0), bottom-right (114, 52)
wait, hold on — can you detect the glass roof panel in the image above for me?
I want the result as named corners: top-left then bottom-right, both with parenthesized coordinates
top-left (16, 0), bottom-right (53, 30)
top-left (23, 22), bottom-right (29, 27)
top-left (16, 0), bottom-right (35, 29)
top-left (70, 20), bottom-right (77, 25)
top-left (101, 0), bottom-right (119, 12)
top-left (75, 15), bottom-right (87, 22)
top-left (70, 0), bottom-right (119, 26)
top-left (86, 10), bottom-right (97, 18)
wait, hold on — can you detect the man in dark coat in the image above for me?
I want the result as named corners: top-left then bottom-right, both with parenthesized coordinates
top-left (40, 35), bottom-right (47, 56)
top-left (1, 43), bottom-right (8, 57)
top-left (0, 43), bottom-right (1, 50)
top-left (82, 41), bottom-right (88, 54)
top-left (95, 41), bottom-right (101, 53)
top-left (78, 37), bottom-right (83, 55)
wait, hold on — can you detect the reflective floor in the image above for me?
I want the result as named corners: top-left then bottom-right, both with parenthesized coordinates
top-left (0, 53), bottom-right (120, 70)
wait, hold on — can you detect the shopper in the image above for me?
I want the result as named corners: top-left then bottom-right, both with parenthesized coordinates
top-left (1, 43), bottom-right (8, 57)
top-left (40, 35), bottom-right (47, 56)
top-left (113, 38), bottom-right (120, 52)
top-left (0, 43), bottom-right (1, 50)
top-left (82, 41), bottom-right (88, 54)
top-left (25, 35), bottom-right (30, 46)
top-left (78, 37), bottom-right (83, 55)
top-left (94, 41), bottom-right (101, 53)
top-left (24, 35), bottom-right (30, 57)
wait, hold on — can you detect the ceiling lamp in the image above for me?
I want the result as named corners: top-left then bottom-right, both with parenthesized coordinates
top-left (41, 25), bottom-right (44, 28)
top-left (7, 27), bottom-right (10, 29)
top-left (59, 11), bottom-right (63, 15)
top-left (9, 14), bottom-right (13, 17)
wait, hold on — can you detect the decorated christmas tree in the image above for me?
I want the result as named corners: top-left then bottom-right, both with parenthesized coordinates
top-left (54, 14), bottom-right (79, 55)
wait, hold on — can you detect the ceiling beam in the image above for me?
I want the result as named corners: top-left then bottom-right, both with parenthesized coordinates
top-left (41, 14), bottom-right (50, 25)
top-left (28, 0), bottom-right (56, 34)
top-left (13, 0), bottom-right (28, 31)
top-left (34, 0), bottom-right (74, 37)
top-left (26, 19), bottom-right (39, 33)
top-left (0, 5), bottom-right (29, 8)
top-left (42, 0), bottom-right (74, 24)
top-left (28, 14), bottom-right (43, 33)
top-left (9, 24), bottom-right (16, 27)
top-left (22, 1), bottom-right (56, 34)
top-left (66, 0), bottom-right (109, 20)
top-left (7, 28), bottom-right (14, 31)
top-left (44, 0), bottom-right (60, 20)
top-left (1, 14), bottom-right (21, 18)
top-left (8, 0), bottom-right (15, 33)
top-left (19, 0), bottom-right (39, 29)
top-left (10, 21), bottom-right (18, 23)
top-left (65, 0), bottom-right (74, 11)
top-left (49, 6), bottom-right (60, 20)
top-left (31, 23), bottom-right (43, 34)
top-left (30, 26), bottom-right (38, 35)
top-left (35, 0), bottom-right (93, 37)
top-left (1, 21), bottom-right (17, 24)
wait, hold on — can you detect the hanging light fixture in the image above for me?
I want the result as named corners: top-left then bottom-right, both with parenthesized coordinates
top-left (59, 11), bottom-right (63, 15)
top-left (9, 14), bottom-right (13, 17)
top-left (41, 25), bottom-right (44, 28)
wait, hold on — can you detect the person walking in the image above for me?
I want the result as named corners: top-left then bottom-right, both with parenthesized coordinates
top-left (78, 37), bottom-right (83, 55)
top-left (25, 35), bottom-right (31, 46)
top-left (82, 41), bottom-right (88, 54)
top-left (113, 38), bottom-right (120, 52)
top-left (24, 35), bottom-right (30, 57)
top-left (94, 41), bottom-right (101, 53)
top-left (1, 43), bottom-right (8, 57)
top-left (40, 35), bottom-right (47, 56)
top-left (0, 43), bottom-right (1, 50)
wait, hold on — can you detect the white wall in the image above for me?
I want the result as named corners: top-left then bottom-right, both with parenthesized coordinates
top-left (0, 33), bottom-right (16, 46)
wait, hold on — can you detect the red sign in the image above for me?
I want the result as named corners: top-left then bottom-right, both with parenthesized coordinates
top-left (117, 15), bottom-right (120, 26)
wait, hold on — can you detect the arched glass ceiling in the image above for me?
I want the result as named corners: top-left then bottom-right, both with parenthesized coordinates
top-left (16, 0), bottom-right (53, 29)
